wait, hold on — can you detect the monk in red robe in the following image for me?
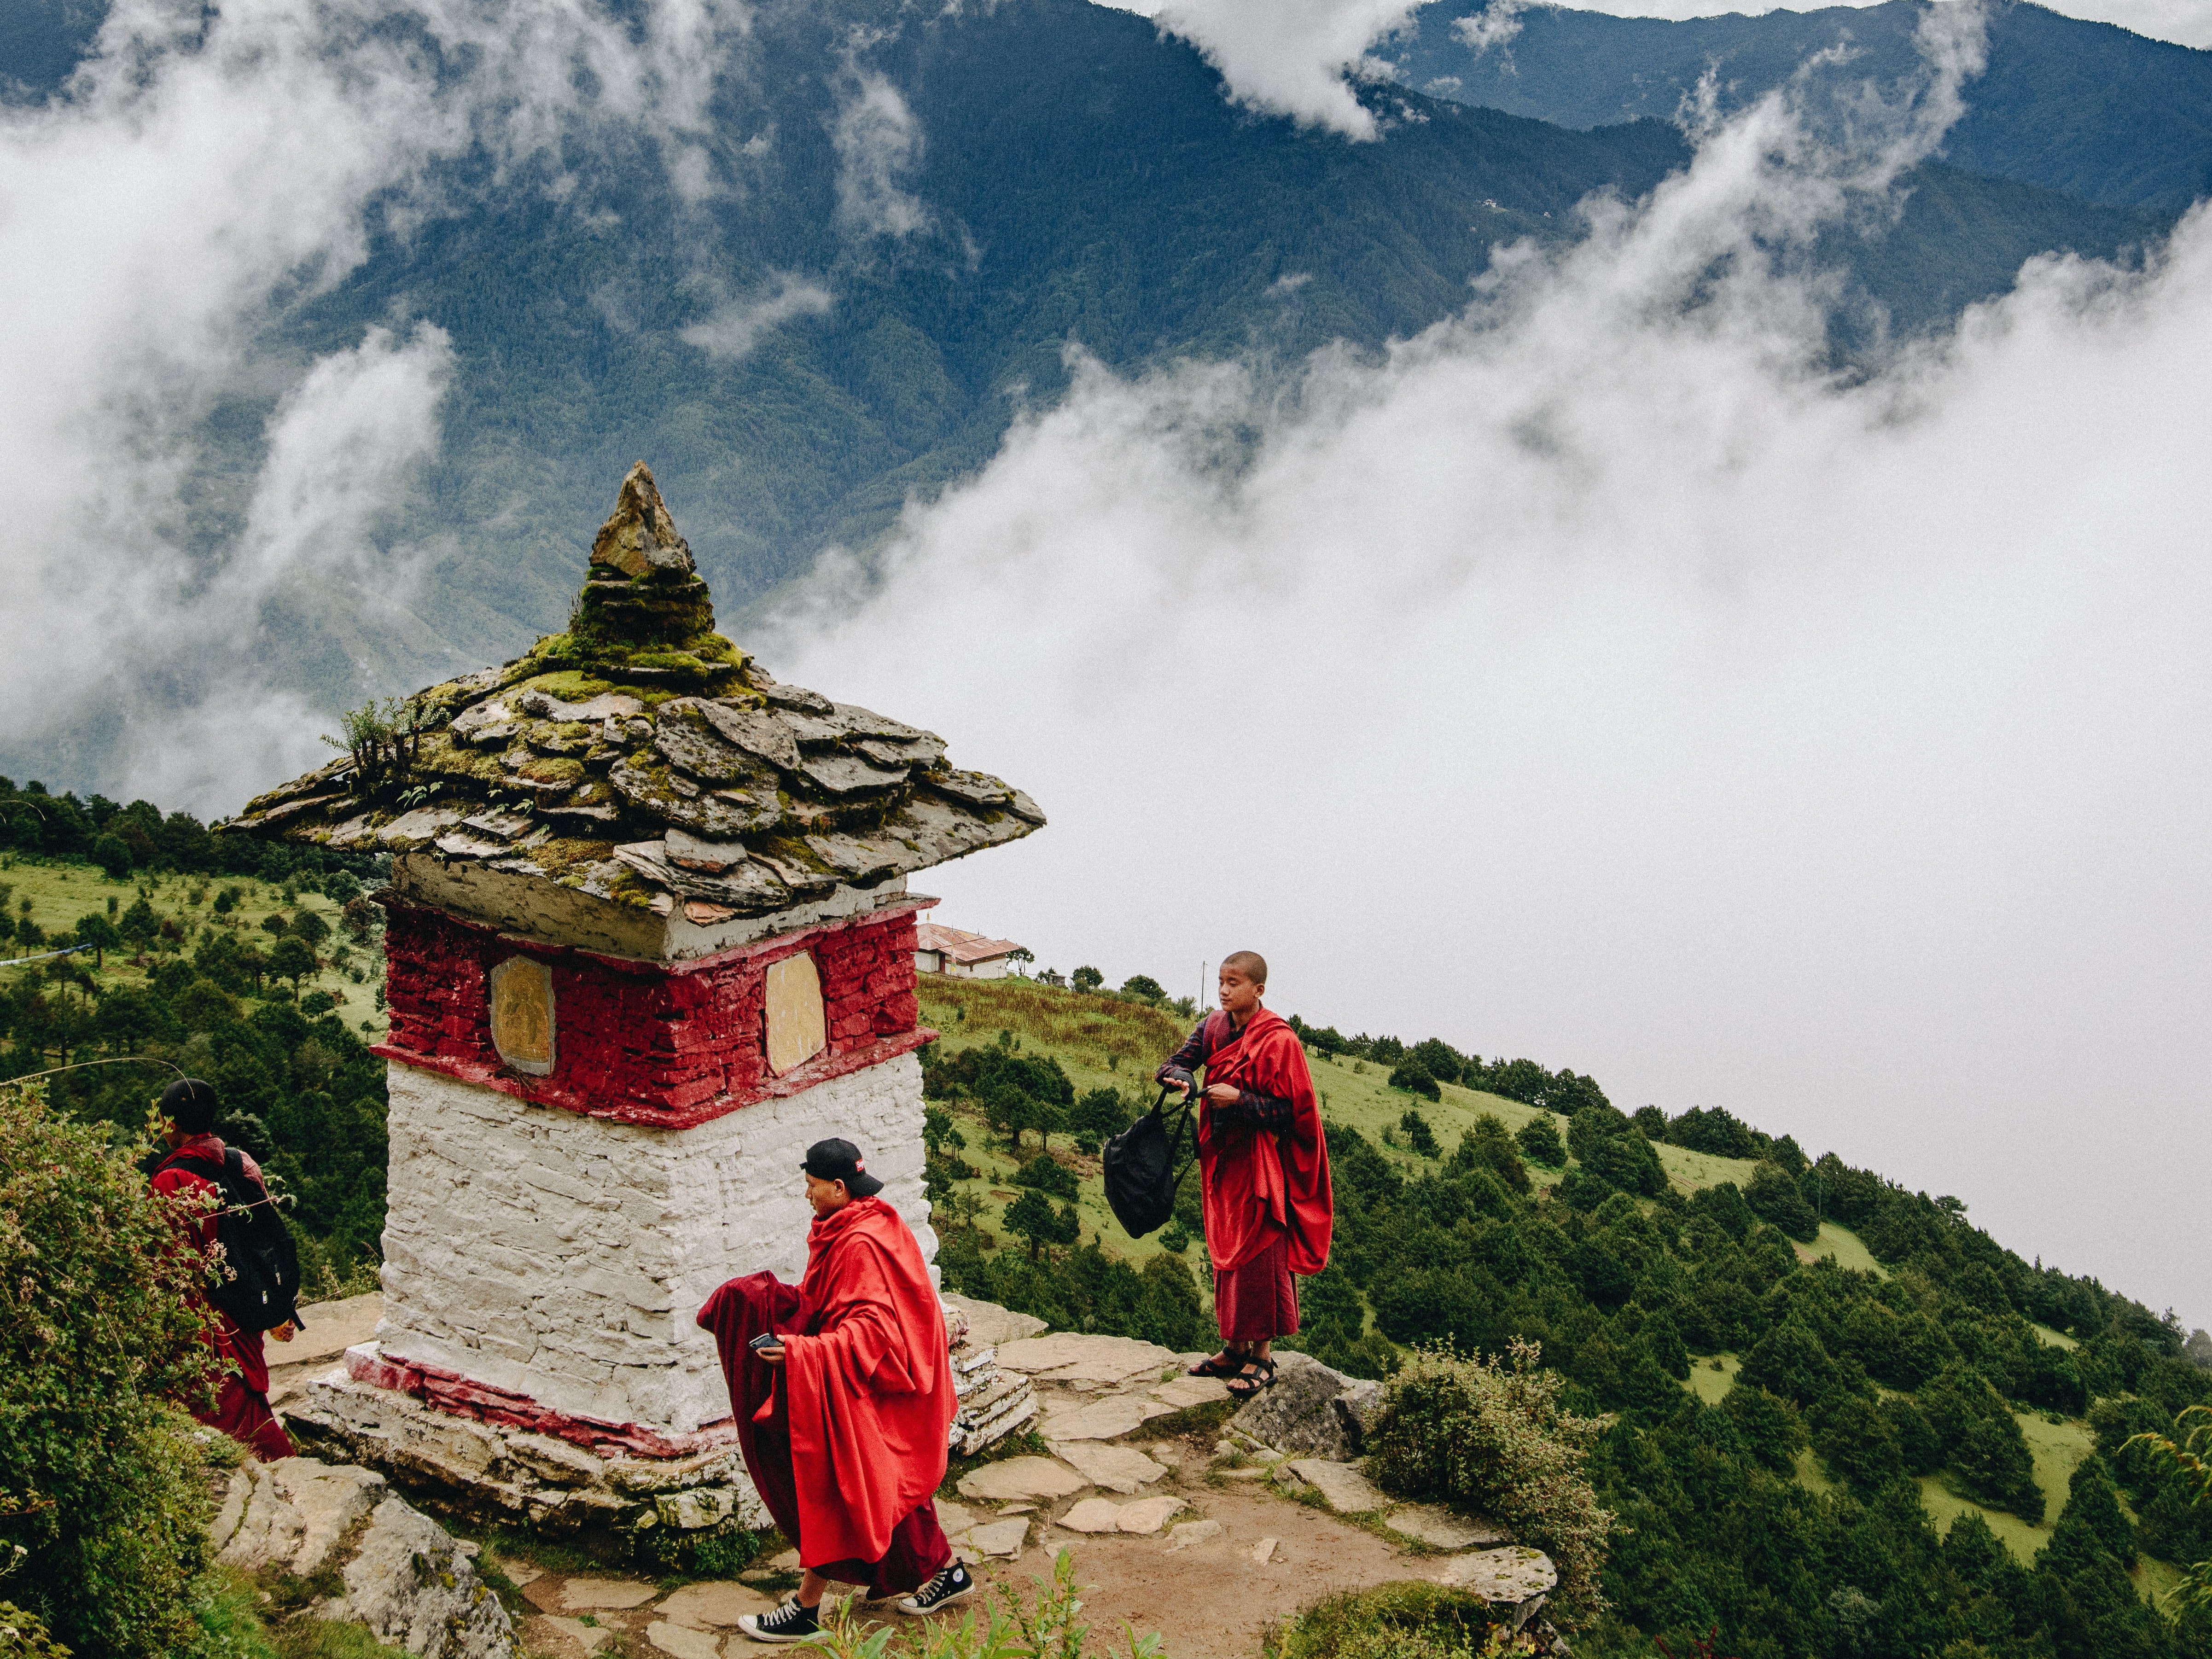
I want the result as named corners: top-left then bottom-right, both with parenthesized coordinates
top-left (1157, 951), bottom-right (1333, 1400)
top-left (147, 1078), bottom-right (297, 1462)
top-left (698, 1138), bottom-right (971, 1643)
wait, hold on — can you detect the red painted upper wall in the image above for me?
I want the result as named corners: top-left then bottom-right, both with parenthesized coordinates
top-left (373, 894), bottom-right (929, 1129)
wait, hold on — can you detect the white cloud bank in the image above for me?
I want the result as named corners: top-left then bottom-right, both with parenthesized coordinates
top-left (777, 8), bottom-right (2212, 1324)
top-left (0, 0), bottom-right (757, 804)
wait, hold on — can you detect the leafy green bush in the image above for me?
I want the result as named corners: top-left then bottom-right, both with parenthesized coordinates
top-left (1276, 1582), bottom-right (1535, 1659)
top-left (1445, 1119), bottom-right (1531, 1196)
top-left (1366, 1340), bottom-right (1616, 1627)
top-left (1920, 1364), bottom-right (2044, 1522)
top-left (1512, 1115), bottom-right (1565, 1168)
top-left (1013, 1154), bottom-right (1080, 1199)
top-left (1389, 1061), bottom-right (1441, 1102)
top-left (1397, 1106), bottom-right (1440, 1154)
top-left (0, 1082), bottom-right (228, 1659)
top-left (1743, 1161), bottom-right (1819, 1243)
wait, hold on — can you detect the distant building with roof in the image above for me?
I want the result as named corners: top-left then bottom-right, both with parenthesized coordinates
top-left (915, 922), bottom-right (1025, 979)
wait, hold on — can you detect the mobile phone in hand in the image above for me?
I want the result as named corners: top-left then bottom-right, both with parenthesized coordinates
top-left (748, 1331), bottom-right (782, 1352)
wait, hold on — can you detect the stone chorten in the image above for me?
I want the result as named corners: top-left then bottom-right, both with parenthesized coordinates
top-left (228, 463), bottom-right (1042, 1536)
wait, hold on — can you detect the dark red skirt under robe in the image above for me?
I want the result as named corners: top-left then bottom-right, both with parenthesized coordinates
top-left (1214, 1228), bottom-right (1299, 1341)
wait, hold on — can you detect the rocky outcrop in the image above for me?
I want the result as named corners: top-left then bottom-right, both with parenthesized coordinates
top-left (1229, 1349), bottom-right (1382, 1460)
top-left (210, 1456), bottom-right (518, 1659)
top-left (221, 462), bottom-right (1043, 924)
top-left (286, 1364), bottom-right (769, 1539)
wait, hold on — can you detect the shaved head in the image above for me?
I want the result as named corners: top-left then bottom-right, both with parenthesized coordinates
top-left (1222, 950), bottom-right (1268, 989)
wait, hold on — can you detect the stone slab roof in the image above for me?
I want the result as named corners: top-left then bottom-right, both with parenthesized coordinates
top-left (224, 463), bottom-right (1042, 923)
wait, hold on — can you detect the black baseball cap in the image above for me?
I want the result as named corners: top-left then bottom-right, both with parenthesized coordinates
top-left (800, 1137), bottom-right (885, 1199)
top-left (159, 1077), bottom-right (220, 1135)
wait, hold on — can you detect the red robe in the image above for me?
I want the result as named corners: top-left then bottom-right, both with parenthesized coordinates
top-left (1194, 1009), bottom-right (1333, 1277)
top-left (150, 1136), bottom-right (296, 1462)
top-left (697, 1197), bottom-right (955, 1584)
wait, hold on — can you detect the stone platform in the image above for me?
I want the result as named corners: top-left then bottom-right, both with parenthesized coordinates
top-left (284, 1293), bottom-right (1037, 1546)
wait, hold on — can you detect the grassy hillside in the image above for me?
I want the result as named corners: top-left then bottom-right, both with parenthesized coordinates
top-left (915, 971), bottom-right (2212, 1658)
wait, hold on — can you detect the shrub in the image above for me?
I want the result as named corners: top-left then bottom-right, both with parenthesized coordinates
top-left (1119, 974), bottom-right (1165, 1002)
top-left (1277, 1582), bottom-right (1534, 1659)
top-left (1513, 1115), bottom-right (1565, 1167)
top-left (1722, 1383), bottom-right (1808, 1476)
top-left (91, 833), bottom-right (134, 879)
top-left (1398, 1107), bottom-right (1440, 1156)
top-left (1366, 1339), bottom-right (1616, 1627)
top-left (1013, 1153), bottom-right (1080, 1200)
top-left (1071, 1087), bottom-right (1133, 1141)
top-left (1743, 1161), bottom-right (1818, 1242)
top-left (1446, 1119), bottom-right (1531, 1196)
top-left (0, 1082), bottom-right (227, 1658)
top-left (1389, 1060), bottom-right (1441, 1102)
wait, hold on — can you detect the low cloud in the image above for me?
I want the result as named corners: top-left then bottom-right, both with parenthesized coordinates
top-left (1106, 0), bottom-right (1426, 138)
top-left (775, 6), bottom-right (2211, 1321)
top-left (1485, 0), bottom-right (2212, 50)
top-left (830, 60), bottom-right (932, 238)
top-left (680, 273), bottom-right (836, 360)
top-left (0, 0), bottom-right (758, 806)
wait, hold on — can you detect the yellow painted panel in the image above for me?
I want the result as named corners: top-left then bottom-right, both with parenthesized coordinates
top-left (489, 956), bottom-right (555, 1076)
top-left (766, 953), bottom-right (827, 1076)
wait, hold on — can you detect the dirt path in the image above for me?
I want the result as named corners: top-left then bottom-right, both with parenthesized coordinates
top-left (506, 1452), bottom-right (1439, 1659)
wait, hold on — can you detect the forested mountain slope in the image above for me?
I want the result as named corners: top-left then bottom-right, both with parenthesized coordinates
top-left (0, 0), bottom-right (2181, 789)
top-left (1392, 0), bottom-right (2212, 211)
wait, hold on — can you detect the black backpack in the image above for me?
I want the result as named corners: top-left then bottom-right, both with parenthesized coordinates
top-left (1102, 1086), bottom-right (1197, 1238)
top-left (161, 1148), bottom-right (303, 1334)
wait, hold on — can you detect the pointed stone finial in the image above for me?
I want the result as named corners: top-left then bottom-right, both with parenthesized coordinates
top-left (574, 461), bottom-right (715, 646)
top-left (591, 461), bottom-right (696, 578)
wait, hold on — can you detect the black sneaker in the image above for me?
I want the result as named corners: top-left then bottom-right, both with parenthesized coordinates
top-left (739, 1598), bottom-right (824, 1644)
top-left (896, 1561), bottom-right (978, 1616)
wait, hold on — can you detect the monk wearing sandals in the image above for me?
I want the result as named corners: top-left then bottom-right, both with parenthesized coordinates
top-left (1156, 952), bottom-right (1333, 1399)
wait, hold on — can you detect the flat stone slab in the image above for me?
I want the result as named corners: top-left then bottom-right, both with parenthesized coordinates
top-left (1252, 1537), bottom-right (1280, 1564)
top-left (944, 1293), bottom-right (1048, 1348)
top-left (998, 1333), bottom-right (1177, 1384)
top-left (966, 1517), bottom-right (1031, 1558)
top-left (1058, 1497), bottom-right (1128, 1534)
top-left (560, 1577), bottom-right (660, 1611)
top-left (1387, 1505), bottom-right (1510, 1551)
top-left (1049, 1441), bottom-right (1169, 1494)
top-left (934, 1498), bottom-right (979, 1537)
top-left (540, 1617), bottom-right (616, 1655)
top-left (1166, 1519), bottom-right (1224, 1551)
top-left (1113, 1495), bottom-right (1187, 1535)
top-left (1151, 1375), bottom-right (1231, 1410)
top-left (1058, 1495), bottom-right (1186, 1535)
top-left (645, 1622), bottom-right (722, 1659)
top-left (1286, 1459), bottom-right (1386, 1514)
top-left (1435, 1546), bottom-right (1559, 1602)
top-left (1039, 1395), bottom-right (1176, 1442)
top-left (657, 1580), bottom-right (776, 1629)
top-left (957, 1456), bottom-right (1089, 1503)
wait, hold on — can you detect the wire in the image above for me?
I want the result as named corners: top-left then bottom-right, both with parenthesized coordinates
top-left (0, 1054), bottom-right (191, 1088)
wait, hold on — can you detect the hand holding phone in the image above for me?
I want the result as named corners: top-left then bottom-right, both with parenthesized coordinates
top-left (749, 1330), bottom-right (786, 1366)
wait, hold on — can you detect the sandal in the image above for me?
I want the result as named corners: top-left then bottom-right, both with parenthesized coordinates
top-left (1225, 1356), bottom-right (1276, 1400)
top-left (1187, 1350), bottom-right (1240, 1379)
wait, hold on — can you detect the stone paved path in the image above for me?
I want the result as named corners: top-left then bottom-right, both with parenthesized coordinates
top-left (500, 1331), bottom-right (1549, 1659)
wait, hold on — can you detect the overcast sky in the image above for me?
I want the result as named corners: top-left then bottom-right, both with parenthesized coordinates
top-left (3, 0), bottom-right (2204, 1329)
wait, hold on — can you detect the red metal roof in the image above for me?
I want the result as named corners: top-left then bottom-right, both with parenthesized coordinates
top-left (916, 922), bottom-right (1023, 964)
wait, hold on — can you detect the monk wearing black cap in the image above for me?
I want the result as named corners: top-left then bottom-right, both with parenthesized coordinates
top-left (698, 1137), bottom-right (970, 1643)
top-left (147, 1077), bottom-right (297, 1461)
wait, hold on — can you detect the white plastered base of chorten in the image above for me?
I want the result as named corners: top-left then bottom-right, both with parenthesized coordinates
top-left (372, 1051), bottom-right (934, 1436)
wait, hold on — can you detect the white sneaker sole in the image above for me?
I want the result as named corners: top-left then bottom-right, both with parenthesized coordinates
top-left (896, 1576), bottom-right (978, 1617)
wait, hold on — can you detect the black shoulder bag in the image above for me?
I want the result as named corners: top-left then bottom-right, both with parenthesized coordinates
top-left (1102, 1083), bottom-right (1199, 1238)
